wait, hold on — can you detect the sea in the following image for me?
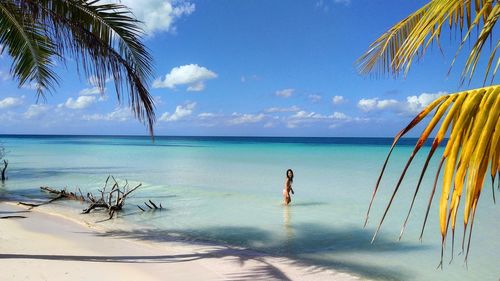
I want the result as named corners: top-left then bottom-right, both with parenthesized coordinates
top-left (0, 135), bottom-right (498, 281)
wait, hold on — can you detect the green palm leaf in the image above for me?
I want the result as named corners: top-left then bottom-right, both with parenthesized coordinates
top-left (0, 0), bottom-right (155, 134)
top-left (0, 1), bottom-right (57, 95)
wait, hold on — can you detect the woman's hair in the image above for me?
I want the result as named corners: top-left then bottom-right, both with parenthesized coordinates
top-left (286, 169), bottom-right (294, 182)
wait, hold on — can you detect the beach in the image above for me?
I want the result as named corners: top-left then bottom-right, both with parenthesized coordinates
top-left (0, 202), bottom-right (358, 281)
top-left (0, 135), bottom-right (498, 281)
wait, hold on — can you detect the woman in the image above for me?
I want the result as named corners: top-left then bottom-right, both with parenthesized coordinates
top-left (283, 169), bottom-right (295, 205)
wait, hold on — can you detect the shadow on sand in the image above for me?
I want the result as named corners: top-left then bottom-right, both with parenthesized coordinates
top-left (0, 250), bottom-right (291, 281)
top-left (0, 209), bottom-right (430, 280)
top-left (79, 223), bottom-right (427, 280)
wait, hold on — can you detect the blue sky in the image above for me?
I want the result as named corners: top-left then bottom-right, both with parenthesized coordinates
top-left (0, 0), bottom-right (493, 136)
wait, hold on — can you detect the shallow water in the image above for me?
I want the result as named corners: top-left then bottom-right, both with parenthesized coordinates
top-left (1, 135), bottom-right (498, 281)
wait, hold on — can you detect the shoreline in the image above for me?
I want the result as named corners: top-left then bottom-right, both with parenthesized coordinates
top-left (0, 201), bottom-right (363, 281)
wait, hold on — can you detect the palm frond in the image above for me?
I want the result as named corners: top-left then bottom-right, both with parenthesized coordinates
top-left (1, 0), bottom-right (155, 135)
top-left (356, 1), bottom-right (433, 76)
top-left (357, 0), bottom-right (500, 84)
top-left (0, 1), bottom-right (57, 96)
top-left (59, 0), bottom-right (155, 134)
top-left (367, 85), bottom-right (500, 266)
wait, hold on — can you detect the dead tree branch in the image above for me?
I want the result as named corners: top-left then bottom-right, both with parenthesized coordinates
top-left (82, 176), bottom-right (143, 220)
top-left (40, 186), bottom-right (86, 201)
top-left (18, 187), bottom-right (85, 209)
top-left (137, 200), bottom-right (163, 212)
top-left (16, 176), bottom-right (155, 220)
top-left (1, 159), bottom-right (8, 182)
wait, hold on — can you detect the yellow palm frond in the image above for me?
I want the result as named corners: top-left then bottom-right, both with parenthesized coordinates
top-left (366, 86), bottom-right (500, 266)
top-left (357, 0), bottom-right (500, 84)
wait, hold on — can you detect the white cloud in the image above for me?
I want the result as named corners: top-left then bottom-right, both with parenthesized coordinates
top-left (197, 112), bottom-right (218, 119)
top-left (87, 75), bottom-right (113, 89)
top-left (357, 99), bottom-right (378, 111)
top-left (358, 92), bottom-right (447, 114)
top-left (263, 122), bottom-right (275, 128)
top-left (189, 108), bottom-right (354, 129)
top-left (153, 64), bottom-right (217, 91)
top-left (153, 95), bottom-right (164, 105)
top-left (0, 97), bottom-right (23, 108)
top-left (21, 82), bottom-right (42, 91)
top-left (264, 105), bottom-right (300, 113)
top-left (106, 0), bottom-right (195, 35)
top-left (79, 87), bottom-right (102, 95)
top-left (81, 114), bottom-right (103, 121)
top-left (160, 102), bottom-right (196, 122)
top-left (24, 104), bottom-right (51, 119)
top-left (378, 99), bottom-right (399, 109)
top-left (194, 112), bottom-right (225, 127)
top-left (308, 94), bottom-right (322, 103)
top-left (286, 110), bottom-right (349, 128)
top-left (134, 104), bottom-right (361, 129)
top-left (0, 111), bottom-right (17, 122)
top-left (291, 111), bottom-right (347, 119)
top-left (275, 88), bottom-right (295, 98)
top-left (80, 81), bottom-right (109, 101)
top-left (228, 113), bottom-right (265, 125)
top-left (193, 112), bottom-right (269, 127)
top-left (102, 108), bottom-right (132, 121)
top-left (331, 112), bottom-right (349, 119)
top-left (82, 107), bottom-right (132, 122)
top-left (358, 98), bottom-right (399, 112)
top-left (332, 95), bottom-right (345, 105)
top-left (65, 96), bottom-right (97, 109)
top-left (187, 81), bottom-right (205, 92)
top-left (406, 92), bottom-right (447, 114)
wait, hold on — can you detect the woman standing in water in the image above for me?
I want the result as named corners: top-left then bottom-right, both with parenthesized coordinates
top-left (283, 169), bottom-right (295, 205)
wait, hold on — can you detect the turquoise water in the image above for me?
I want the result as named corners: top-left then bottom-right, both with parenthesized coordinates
top-left (0, 135), bottom-right (498, 281)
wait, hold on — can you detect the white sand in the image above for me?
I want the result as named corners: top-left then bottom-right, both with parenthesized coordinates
top-left (0, 202), bottom-right (362, 281)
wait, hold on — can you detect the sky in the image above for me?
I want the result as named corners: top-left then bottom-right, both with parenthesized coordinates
top-left (0, 0), bottom-right (494, 137)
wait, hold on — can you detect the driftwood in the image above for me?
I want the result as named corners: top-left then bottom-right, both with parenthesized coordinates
top-left (137, 200), bottom-right (163, 211)
top-left (82, 176), bottom-right (142, 220)
top-left (16, 176), bottom-right (162, 220)
top-left (18, 186), bottom-right (85, 209)
top-left (1, 159), bottom-right (7, 182)
top-left (40, 186), bottom-right (85, 200)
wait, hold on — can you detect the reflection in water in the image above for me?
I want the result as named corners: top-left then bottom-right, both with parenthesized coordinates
top-left (283, 205), bottom-right (294, 253)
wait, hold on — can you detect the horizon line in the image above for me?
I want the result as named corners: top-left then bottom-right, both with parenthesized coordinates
top-left (0, 133), bottom-right (423, 139)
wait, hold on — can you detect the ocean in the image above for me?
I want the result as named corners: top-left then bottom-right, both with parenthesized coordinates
top-left (0, 135), bottom-right (498, 281)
